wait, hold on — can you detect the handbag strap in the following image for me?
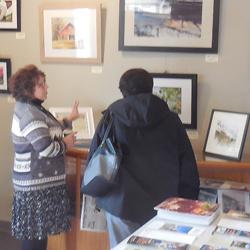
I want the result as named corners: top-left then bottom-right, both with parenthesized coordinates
top-left (101, 116), bottom-right (113, 145)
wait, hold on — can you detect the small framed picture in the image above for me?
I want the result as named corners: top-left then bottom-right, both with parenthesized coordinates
top-left (0, 0), bottom-right (21, 31)
top-left (217, 189), bottom-right (250, 213)
top-left (200, 178), bottom-right (225, 190)
top-left (152, 73), bottom-right (197, 129)
top-left (204, 109), bottom-right (249, 161)
top-left (49, 107), bottom-right (95, 140)
top-left (0, 58), bottom-right (11, 94)
top-left (198, 188), bottom-right (218, 204)
top-left (39, 3), bottom-right (102, 64)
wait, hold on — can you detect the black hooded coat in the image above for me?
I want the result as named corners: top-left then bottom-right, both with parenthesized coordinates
top-left (87, 93), bottom-right (200, 225)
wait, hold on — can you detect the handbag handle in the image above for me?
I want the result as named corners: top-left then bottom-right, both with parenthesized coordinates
top-left (100, 116), bottom-right (113, 146)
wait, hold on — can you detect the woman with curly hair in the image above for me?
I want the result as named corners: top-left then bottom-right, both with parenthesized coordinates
top-left (9, 64), bottom-right (79, 250)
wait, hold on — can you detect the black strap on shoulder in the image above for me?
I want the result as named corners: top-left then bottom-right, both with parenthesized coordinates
top-left (101, 116), bottom-right (113, 145)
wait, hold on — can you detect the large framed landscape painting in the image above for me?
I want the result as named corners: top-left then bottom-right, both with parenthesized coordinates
top-left (119, 0), bottom-right (220, 53)
top-left (40, 3), bottom-right (101, 64)
top-left (204, 110), bottom-right (249, 161)
top-left (152, 73), bottom-right (197, 129)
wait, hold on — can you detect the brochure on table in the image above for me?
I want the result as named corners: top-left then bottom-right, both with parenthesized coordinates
top-left (112, 215), bottom-right (219, 250)
top-left (113, 213), bottom-right (250, 250)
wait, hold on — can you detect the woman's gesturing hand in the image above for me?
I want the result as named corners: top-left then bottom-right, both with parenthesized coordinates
top-left (67, 100), bottom-right (80, 122)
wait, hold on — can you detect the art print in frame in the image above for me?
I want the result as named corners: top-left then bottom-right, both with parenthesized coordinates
top-left (0, 58), bottom-right (11, 94)
top-left (152, 73), bottom-right (197, 129)
top-left (40, 3), bottom-right (101, 64)
top-left (204, 110), bottom-right (250, 161)
top-left (119, 0), bottom-right (220, 53)
top-left (49, 107), bottom-right (95, 141)
top-left (0, 0), bottom-right (21, 31)
top-left (217, 189), bottom-right (250, 214)
top-left (198, 188), bottom-right (218, 204)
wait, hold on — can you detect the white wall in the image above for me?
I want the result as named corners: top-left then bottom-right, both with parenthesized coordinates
top-left (0, 0), bottom-right (250, 221)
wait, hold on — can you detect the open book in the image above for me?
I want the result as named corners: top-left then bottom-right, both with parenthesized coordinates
top-left (154, 197), bottom-right (220, 226)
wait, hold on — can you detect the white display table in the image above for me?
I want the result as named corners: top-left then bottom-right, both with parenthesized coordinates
top-left (112, 215), bottom-right (221, 250)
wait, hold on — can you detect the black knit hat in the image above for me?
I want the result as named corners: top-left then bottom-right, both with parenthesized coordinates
top-left (119, 68), bottom-right (153, 97)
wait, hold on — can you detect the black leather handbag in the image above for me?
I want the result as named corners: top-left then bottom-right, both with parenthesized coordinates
top-left (81, 117), bottom-right (121, 197)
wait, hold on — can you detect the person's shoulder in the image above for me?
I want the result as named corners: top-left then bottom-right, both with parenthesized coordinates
top-left (17, 102), bottom-right (45, 123)
top-left (108, 98), bottom-right (124, 109)
top-left (23, 102), bottom-right (38, 114)
top-left (15, 101), bottom-right (29, 114)
top-left (165, 111), bottom-right (186, 132)
top-left (168, 110), bottom-right (181, 121)
top-left (105, 98), bottom-right (125, 119)
top-left (170, 111), bottom-right (180, 120)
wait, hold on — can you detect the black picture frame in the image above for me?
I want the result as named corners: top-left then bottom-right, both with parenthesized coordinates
top-left (203, 109), bottom-right (250, 161)
top-left (0, 58), bottom-right (11, 94)
top-left (152, 73), bottom-right (197, 129)
top-left (0, 0), bottom-right (21, 31)
top-left (119, 0), bottom-right (220, 53)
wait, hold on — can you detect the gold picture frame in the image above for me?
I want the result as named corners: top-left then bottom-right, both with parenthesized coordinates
top-left (40, 3), bottom-right (101, 64)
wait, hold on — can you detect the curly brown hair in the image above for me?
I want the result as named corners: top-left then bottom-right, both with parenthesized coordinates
top-left (9, 64), bottom-right (46, 102)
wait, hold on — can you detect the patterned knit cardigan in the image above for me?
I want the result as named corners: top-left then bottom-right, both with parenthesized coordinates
top-left (11, 101), bottom-right (68, 192)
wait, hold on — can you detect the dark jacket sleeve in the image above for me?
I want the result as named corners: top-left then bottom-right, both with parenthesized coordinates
top-left (176, 116), bottom-right (200, 199)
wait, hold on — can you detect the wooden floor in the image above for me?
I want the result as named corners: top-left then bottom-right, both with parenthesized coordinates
top-left (0, 221), bottom-right (22, 250)
top-left (48, 217), bottom-right (110, 250)
top-left (0, 219), bottom-right (109, 250)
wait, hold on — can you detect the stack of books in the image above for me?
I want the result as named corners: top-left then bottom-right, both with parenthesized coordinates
top-left (124, 197), bottom-right (220, 250)
top-left (154, 197), bottom-right (220, 226)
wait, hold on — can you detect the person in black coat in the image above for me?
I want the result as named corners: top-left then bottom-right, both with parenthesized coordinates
top-left (87, 68), bottom-right (200, 248)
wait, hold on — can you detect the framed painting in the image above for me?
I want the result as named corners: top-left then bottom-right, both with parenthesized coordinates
top-left (217, 189), bottom-right (250, 213)
top-left (0, 0), bottom-right (21, 31)
top-left (204, 110), bottom-right (250, 161)
top-left (40, 3), bottom-right (101, 64)
top-left (119, 0), bottom-right (220, 53)
top-left (152, 73), bottom-right (197, 129)
top-left (0, 58), bottom-right (11, 93)
top-left (49, 107), bottom-right (95, 140)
